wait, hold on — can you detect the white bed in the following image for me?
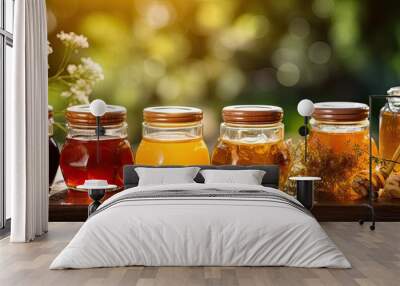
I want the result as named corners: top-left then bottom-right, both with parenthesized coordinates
top-left (50, 182), bottom-right (350, 269)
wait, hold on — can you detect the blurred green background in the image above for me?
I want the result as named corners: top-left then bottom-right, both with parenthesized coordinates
top-left (47, 0), bottom-right (400, 146)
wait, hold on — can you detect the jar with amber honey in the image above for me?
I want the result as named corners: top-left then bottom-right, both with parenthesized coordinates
top-left (49, 106), bottom-right (60, 186)
top-left (211, 105), bottom-right (291, 188)
top-left (60, 105), bottom-right (134, 192)
top-left (135, 106), bottom-right (210, 165)
top-left (308, 102), bottom-right (377, 201)
top-left (379, 87), bottom-right (400, 173)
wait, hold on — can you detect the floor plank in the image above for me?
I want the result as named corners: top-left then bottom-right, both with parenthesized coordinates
top-left (0, 222), bottom-right (399, 286)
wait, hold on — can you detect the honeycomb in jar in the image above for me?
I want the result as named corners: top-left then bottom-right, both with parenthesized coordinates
top-left (211, 139), bottom-right (291, 188)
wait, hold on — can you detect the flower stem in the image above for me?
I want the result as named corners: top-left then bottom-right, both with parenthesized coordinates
top-left (53, 121), bottom-right (67, 134)
top-left (49, 47), bottom-right (74, 80)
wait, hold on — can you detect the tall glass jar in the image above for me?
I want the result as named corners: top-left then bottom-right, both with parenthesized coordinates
top-left (135, 106), bottom-right (210, 165)
top-left (380, 87), bottom-right (400, 173)
top-left (211, 105), bottom-right (291, 188)
top-left (308, 102), bottom-right (377, 201)
top-left (48, 106), bottom-right (60, 186)
top-left (60, 104), bottom-right (134, 192)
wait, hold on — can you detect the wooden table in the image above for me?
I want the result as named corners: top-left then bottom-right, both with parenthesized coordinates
top-left (49, 189), bottom-right (114, 222)
top-left (313, 199), bottom-right (400, 221)
top-left (49, 190), bottom-right (400, 222)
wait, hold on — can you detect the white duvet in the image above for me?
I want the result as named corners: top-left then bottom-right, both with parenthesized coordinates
top-left (50, 183), bottom-right (351, 269)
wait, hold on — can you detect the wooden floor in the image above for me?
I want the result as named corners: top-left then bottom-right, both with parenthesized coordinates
top-left (0, 222), bottom-right (399, 286)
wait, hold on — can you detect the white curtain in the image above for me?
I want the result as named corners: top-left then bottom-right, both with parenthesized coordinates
top-left (7, 0), bottom-right (49, 242)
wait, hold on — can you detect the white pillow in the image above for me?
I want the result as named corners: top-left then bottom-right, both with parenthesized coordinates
top-left (200, 169), bottom-right (266, 185)
top-left (135, 167), bottom-right (201, 186)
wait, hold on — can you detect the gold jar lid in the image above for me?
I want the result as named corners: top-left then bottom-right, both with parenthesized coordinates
top-left (143, 106), bottom-right (203, 123)
top-left (312, 102), bottom-right (369, 122)
top-left (66, 104), bottom-right (126, 127)
top-left (222, 105), bottom-right (283, 125)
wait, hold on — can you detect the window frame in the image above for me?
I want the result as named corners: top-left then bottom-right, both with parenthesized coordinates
top-left (0, 0), bottom-right (14, 230)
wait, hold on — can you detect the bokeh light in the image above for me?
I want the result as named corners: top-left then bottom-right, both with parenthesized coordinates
top-left (143, 59), bottom-right (166, 78)
top-left (196, 1), bottom-right (233, 33)
top-left (219, 14), bottom-right (269, 50)
top-left (216, 67), bottom-right (246, 100)
top-left (308, 41), bottom-right (332, 64)
top-left (312, 0), bottom-right (335, 19)
top-left (47, 9), bottom-right (58, 34)
top-left (277, 63), bottom-right (300, 87)
top-left (157, 75), bottom-right (181, 102)
top-left (145, 2), bottom-right (172, 29)
top-left (289, 18), bottom-right (310, 39)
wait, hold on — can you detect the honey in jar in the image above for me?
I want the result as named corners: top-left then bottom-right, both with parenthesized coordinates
top-left (135, 106), bottom-right (210, 165)
top-left (211, 105), bottom-right (291, 188)
top-left (379, 87), bottom-right (400, 173)
top-left (48, 106), bottom-right (60, 186)
top-left (307, 102), bottom-right (377, 201)
top-left (60, 105), bottom-right (134, 195)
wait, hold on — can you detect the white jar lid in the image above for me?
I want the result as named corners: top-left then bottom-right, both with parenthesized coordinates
top-left (77, 179), bottom-right (117, 190)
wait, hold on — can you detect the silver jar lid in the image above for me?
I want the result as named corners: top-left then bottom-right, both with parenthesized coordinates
top-left (387, 86), bottom-right (400, 111)
top-left (387, 86), bottom-right (400, 96)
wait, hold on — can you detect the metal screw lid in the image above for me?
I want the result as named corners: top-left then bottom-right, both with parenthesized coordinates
top-left (143, 106), bottom-right (203, 123)
top-left (387, 87), bottom-right (400, 96)
top-left (66, 104), bottom-right (127, 127)
top-left (222, 105), bottom-right (284, 125)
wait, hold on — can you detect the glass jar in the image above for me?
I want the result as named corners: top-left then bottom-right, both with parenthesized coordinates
top-left (308, 102), bottom-right (377, 201)
top-left (60, 104), bottom-right (134, 192)
top-left (135, 106), bottom-right (210, 165)
top-left (379, 87), bottom-right (400, 173)
top-left (211, 105), bottom-right (291, 188)
top-left (48, 106), bottom-right (60, 186)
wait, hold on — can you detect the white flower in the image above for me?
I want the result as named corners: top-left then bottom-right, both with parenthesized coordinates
top-left (67, 64), bottom-right (77, 74)
top-left (81, 58), bottom-right (105, 81)
top-left (51, 30), bottom-right (103, 105)
top-left (57, 31), bottom-right (89, 49)
top-left (60, 91), bottom-right (71, 97)
top-left (76, 94), bottom-right (90, 104)
top-left (61, 57), bottom-right (104, 104)
top-left (67, 58), bottom-right (104, 82)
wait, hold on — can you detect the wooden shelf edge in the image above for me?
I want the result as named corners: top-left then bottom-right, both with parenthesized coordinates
top-left (49, 202), bottom-right (400, 222)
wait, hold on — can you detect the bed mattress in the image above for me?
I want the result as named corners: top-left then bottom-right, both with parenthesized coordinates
top-left (50, 183), bottom-right (351, 269)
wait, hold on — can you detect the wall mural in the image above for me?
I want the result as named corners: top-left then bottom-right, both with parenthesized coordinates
top-left (46, 0), bottom-right (400, 215)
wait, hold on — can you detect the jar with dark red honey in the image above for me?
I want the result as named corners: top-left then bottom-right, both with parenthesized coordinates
top-left (60, 104), bottom-right (134, 193)
top-left (211, 105), bottom-right (291, 188)
top-left (49, 106), bottom-right (60, 186)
